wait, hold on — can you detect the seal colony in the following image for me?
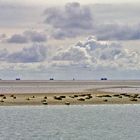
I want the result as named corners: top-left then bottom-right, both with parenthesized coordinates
top-left (0, 90), bottom-right (140, 106)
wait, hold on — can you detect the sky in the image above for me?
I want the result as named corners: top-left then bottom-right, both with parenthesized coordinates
top-left (2, 0), bottom-right (140, 5)
top-left (0, 0), bottom-right (140, 80)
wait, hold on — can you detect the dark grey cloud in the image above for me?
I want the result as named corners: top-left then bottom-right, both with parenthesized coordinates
top-left (7, 34), bottom-right (28, 43)
top-left (0, 48), bottom-right (9, 61)
top-left (44, 3), bottom-right (140, 41)
top-left (24, 31), bottom-right (47, 42)
top-left (1, 2), bottom-right (140, 41)
top-left (6, 31), bottom-right (47, 44)
top-left (44, 2), bottom-right (94, 39)
top-left (7, 44), bottom-right (47, 63)
top-left (94, 23), bottom-right (140, 41)
top-left (0, 45), bottom-right (47, 63)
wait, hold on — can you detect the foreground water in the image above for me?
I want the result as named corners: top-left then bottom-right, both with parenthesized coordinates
top-left (0, 105), bottom-right (140, 140)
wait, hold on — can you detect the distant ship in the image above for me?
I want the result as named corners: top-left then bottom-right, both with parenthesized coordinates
top-left (49, 78), bottom-right (54, 80)
top-left (101, 78), bottom-right (107, 80)
top-left (16, 78), bottom-right (20, 80)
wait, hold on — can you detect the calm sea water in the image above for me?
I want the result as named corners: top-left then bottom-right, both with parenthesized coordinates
top-left (0, 80), bottom-right (140, 93)
top-left (0, 105), bottom-right (140, 140)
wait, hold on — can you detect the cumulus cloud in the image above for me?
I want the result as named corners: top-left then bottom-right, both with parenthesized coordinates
top-left (53, 46), bottom-right (91, 62)
top-left (52, 36), bottom-right (140, 70)
top-left (44, 2), bottom-right (94, 39)
top-left (6, 30), bottom-right (47, 43)
top-left (0, 44), bottom-right (47, 63)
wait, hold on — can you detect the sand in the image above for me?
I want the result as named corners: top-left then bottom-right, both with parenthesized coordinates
top-left (0, 89), bottom-right (140, 106)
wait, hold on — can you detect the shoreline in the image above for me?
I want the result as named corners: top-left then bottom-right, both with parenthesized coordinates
top-left (0, 90), bottom-right (140, 106)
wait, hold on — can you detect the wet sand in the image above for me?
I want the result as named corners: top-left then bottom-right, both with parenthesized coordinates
top-left (0, 90), bottom-right (140, 106)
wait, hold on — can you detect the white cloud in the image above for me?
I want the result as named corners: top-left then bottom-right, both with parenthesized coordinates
top-left (53, 46), bottom-right (91, 63)
top-left (52, 36), bottom-right (140, 70)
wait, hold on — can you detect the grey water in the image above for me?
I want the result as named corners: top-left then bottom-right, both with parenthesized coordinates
top-left (0, 80), bottom-right (140, 93)
top-left (0, 105), bottom-right (140, 140)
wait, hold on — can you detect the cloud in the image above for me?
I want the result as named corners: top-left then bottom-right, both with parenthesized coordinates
top-left (52, 36), bottom-right (140, 70)
top-left (0, 44), bottom-right (47, 63)
top-left (44, 3), bottom-right (140, 40)
top-left (0, 48), bottom-right (9, 61)
top-left (94, 23), bottom-right (140, 40)
top-left (24, 31), bottom-right (47, 42)
top-left (7, 44), bottom-right (47, 63)
top-left (0, 34), bottom-right (6, 40)
top-left (0, 35), bottom-right (140, 72)
top-left (44, 2), bottom-right (94, 39)
top-left (0, 35), bottom-right (140, 81)
top-left (1, 2), bottom-right (140, 41)
top-left (6, 30), bottom-right (47, 43)
top-left (7, 34), bottom-right (28, 43)
top-left (53, 46), bottom-right (91, 62)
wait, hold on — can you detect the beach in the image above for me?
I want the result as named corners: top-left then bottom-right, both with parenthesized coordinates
top-left (0, 80), bottom-right (140, 105)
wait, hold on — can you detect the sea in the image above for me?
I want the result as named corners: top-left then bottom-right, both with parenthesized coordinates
top-left (0, 80), bottom-right (140, 94)
top-left (0, 105), bottom-right (140, 140)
